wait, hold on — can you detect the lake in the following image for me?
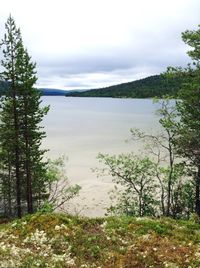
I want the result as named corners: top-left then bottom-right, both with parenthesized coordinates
top-left (41, 97), bottom-right (161, 217)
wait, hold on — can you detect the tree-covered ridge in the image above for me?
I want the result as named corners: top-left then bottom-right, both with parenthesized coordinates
top-left (0, 81), bottom-right (9, 94)
top-left (66, 74), bottom-right (185, 98)
top-left (0, 82), bottom-right (68, 96)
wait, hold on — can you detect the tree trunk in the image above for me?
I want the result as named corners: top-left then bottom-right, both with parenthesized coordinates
top-left (8, 160), bottom-right (12, 217)
top-left (166, 139), bottom-right (174, 217)
top-left (10, 33), bottom-right (22, 218)
top-left (161, 188), bottom-right (165, 216)
top-left (14, 116), bottom-right (21, 218)
top-left (24, 98), bottom-right (33, 214)
top-left (139, 194), bottom-right (142, 217)
top-left (195, 165), bottom-right (200, 216)
top-left (12, 82), bottom-right (21, 218)
top-left (26, 159), bottom-right (33, 213)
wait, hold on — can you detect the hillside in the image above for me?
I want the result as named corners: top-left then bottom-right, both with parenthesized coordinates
top-left (0, 81), bottom-right (9, 94)
top-left (1, 213), bottom-right (200, 267)
top-left (0, 82), bottom-right (68, 96)
top-left (38, 88), bottom-right (68, 96)
top-left (66, 74), bottom-right (183, 98)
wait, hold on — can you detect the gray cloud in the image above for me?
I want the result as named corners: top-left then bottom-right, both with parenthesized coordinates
top-left (0, 0), bottom-right (199, 89)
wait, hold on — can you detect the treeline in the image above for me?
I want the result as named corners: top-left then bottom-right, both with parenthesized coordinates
top-left (0, 82), bottom-right (67, 96)
top-left (0, 81), bottom-right (9, 94)
top-left (66, 74), bottom-right (185, 98)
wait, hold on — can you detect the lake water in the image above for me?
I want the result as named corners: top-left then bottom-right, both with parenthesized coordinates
top-left (41, 97), bottom-right (161, 217)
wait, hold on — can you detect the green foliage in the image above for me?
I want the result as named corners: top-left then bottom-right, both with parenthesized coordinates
top-left (0, 16), bottom-right (81, 219)
top-left (94, 31), bottom-right (199, 218)
top-left (37, 200), bottom-right (54, 213)
top-left (0, 16), bottom-right (49, 217)
top-left (163, 24), bottom-right (200, 215)
top-left (182, 25), bottom-right (200, 61)
top-left (133, 219), bottom-right (171, 236)
top-left (0, 81), bottom-right (9, 95)
top-left (97, 98), bottom-right (195, 219)
top-left (66, 74), bottom-right (184, 98)
top-left (1, 213), bottom-right (200, 267)
top-left (40, 156), bottom-right (81, 212)
top-left (98, 153), bottom-right (158, 217)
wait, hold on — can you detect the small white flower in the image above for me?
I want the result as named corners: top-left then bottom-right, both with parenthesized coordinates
top-left (100, 221), bottom-right (107, 228)
top-left (61, 224), bottom-right (67, 229)
top-left (55, 225), bottom-right (61, 231)
top-left (142, 234), bottom-right (151, 240)
top-left (195, 252), bottom-right (200, 257)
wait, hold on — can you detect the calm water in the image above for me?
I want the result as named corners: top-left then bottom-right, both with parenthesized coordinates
top-left (41, 97), bottom-right (161, 216)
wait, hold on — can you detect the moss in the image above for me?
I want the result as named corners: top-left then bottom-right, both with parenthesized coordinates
top-left (1, 213), bottom-right (200, 267)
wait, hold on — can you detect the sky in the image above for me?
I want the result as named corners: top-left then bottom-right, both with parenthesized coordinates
top-left (0, 0), bottom-right (199, 90)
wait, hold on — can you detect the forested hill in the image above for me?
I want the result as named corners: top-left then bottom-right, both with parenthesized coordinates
top-left (0, 81), bottom-right (8, 94)
top-left (38, 88), bottom-right (68, 96)
top-left (0, 82), bottom-right (68, 96)
top-left (66, 74), bottom-right (183, 98)
top-left (0, 74), bottom-right (184, 98)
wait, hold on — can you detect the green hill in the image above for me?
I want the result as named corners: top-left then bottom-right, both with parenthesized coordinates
top-left (1, 213), bottom-right (200, 267)
top-left (66, 74), bottom-right (183, 98)
top-left (0, 81), bottom-right (9, 94)
top-left (0, 82), bottom-right (68, 96)
top-left (38, 88), bottom-right (68, 96)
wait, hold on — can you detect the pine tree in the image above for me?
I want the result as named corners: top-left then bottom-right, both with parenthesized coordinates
top-left (0, 15), bottom-right (49, 217)
top-left (165, 24), bottom-right (200, 215)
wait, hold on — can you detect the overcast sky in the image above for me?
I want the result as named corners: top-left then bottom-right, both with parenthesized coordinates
top-left (0, 0), bottom-right (199, 90)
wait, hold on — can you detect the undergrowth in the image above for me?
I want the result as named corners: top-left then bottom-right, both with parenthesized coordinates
top-left (0, 213), bottom-right (200, 267)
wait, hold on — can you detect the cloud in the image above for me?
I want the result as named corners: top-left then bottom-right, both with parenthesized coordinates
top-left (0, 0), bottom-right (199, 89)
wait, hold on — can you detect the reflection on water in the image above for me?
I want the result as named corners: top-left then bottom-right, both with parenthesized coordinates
top-left (41, 97), bottom-right (161, 216)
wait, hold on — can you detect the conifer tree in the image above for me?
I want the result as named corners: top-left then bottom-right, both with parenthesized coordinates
top-left (165, 24), bottom-right (200, 215)
top-left (0, 16), bottom-right (49, 217)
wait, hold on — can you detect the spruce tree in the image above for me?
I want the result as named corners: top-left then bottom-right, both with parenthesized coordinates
top-left (0, 16), bottom-right (49, 217)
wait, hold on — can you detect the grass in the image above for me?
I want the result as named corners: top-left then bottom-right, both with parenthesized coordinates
top-left (1, 213), bottom-right (200, 267)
